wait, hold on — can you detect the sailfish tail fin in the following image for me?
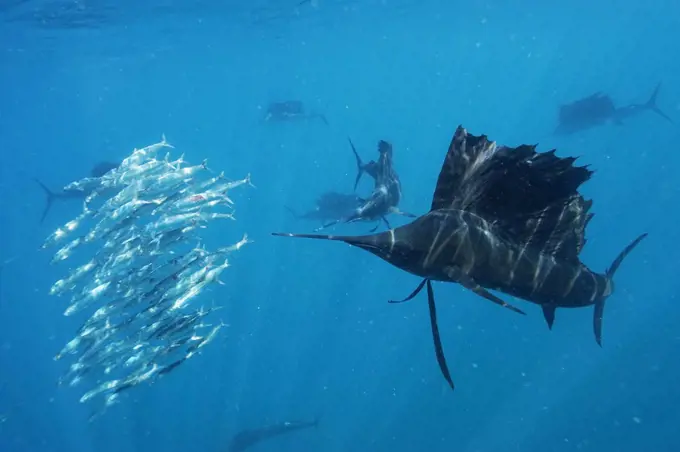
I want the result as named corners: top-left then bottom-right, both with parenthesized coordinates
top-left (348, 137), bottom-right (364, 191)
top-left (593, 233), bottom-right (648, 346)
top-left (33, 178), bottom-right (57, 224)
top-left (645, 83), bottom-right (673, 123)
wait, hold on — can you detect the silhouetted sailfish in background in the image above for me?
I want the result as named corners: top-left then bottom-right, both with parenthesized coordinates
top-left (286, 191), bottom-right (364, 223)
top-left (555, 82), bottom-right (673, 135)
top-left (228, 418), bottom-right (319, 452)
top-left (273, 125), bottom-right (647, 390)
top-left (316, 138), bottom-right (415, 232)
top-left (33, 161), bottom-right (120, 223)
top-left (263, 100), bottom-right (328, 125)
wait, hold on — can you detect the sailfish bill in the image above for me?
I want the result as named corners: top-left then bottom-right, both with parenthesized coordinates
top-left (273, 125), bottom-right (647, 391)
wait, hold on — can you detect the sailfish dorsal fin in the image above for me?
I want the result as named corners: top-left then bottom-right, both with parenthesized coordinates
top-left (430, 125), bottom-right (498, 212)
top-left (430, 125), bottom-right (595, 262)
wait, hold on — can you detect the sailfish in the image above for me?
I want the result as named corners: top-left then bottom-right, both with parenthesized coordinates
top-left (555, 82), bottom-right (673, 135)
top-left (315, 138), bottom-right (415, 232)
top-left (273, 125), bottom-right (647, 390)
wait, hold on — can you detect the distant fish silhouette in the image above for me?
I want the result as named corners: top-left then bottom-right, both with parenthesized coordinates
top-left (228, 418), bottom-right (319, 452)
top-left (274, 125), bottom-right (647, 390)
top-left (34, 160), bottom-right (120, 224)
top-left (555, 82), bottom-right (673, 135)
top-left (263, 100), bottom-right (328, 125)
top-left (286, 191), bottom-right (364, 223)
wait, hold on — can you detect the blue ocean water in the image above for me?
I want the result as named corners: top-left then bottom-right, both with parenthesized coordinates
top-left (1, 1), bottom-right (679, 451)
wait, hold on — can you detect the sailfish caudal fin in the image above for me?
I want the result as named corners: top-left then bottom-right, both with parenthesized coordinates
top-left (348, 137), bottom-right (365, 191)
top-left (645, 83), bottom-right (673, 124)
top-left (593, 233), bottom-right (648, 346)
top-left (33, 178), bottom-right (57, 224)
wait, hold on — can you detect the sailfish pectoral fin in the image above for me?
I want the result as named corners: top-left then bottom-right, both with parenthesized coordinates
top-left (387, 279), bottom-right (454, 390)
top-left (381, 216), bottom-right (391, 229)
top-left (447, 267), bottom-right (526, 315)
top-left (426, 280), bottom-right (455, 390)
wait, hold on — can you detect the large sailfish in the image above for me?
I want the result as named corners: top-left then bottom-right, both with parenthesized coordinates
top-left (273, 125), bottom-right (647, 390)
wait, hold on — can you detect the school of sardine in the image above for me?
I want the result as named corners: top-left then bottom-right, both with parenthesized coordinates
top-left (41, 135), bottom-right (253, 421)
